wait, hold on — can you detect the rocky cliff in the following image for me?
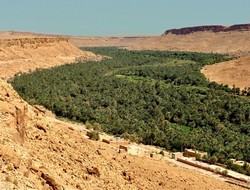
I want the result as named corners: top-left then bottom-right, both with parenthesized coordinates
top-left (0, 37), bottom-right (99, 79)
top-left (0, 79), bottom-right (136, 190)
top-left (163, 24), bottom-right (250, 35)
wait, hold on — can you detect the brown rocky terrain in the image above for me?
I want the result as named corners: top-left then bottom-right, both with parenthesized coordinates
top-left (0, 35), bottom-right (99, 79)
top-left (0, 80), bottom-right (244, 190)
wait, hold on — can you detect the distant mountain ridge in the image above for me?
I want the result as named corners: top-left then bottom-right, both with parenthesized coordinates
top-left (163, 24), bottom-right (250, 35)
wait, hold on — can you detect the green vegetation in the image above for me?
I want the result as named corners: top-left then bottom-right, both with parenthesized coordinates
top-left (159, 150), bottom-right (165, 156)
top-left (226, 160), bottom-right (250, 175)
top-left (209, 155), bottom-right (218, 164)
top-left (195, 153), bottom-right (202, 161)
top-left (222, 170), bottom-right (228, 176)
top-left (86, 131), bottom-right (100, 141)
top-left (11, 48), bottom-right (250, 166)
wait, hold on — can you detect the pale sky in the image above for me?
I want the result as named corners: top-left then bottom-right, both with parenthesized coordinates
top-left (0, 0), bottom-right (249, 36)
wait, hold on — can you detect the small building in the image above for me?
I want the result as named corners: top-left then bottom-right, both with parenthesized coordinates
top-left (230, 159), bottom-right (249, 167)
top-left (127, 145), bottom-right (147, 157)
top-left (229, 158), bottom-right (236, 163)
top-left (183, 149), bottom-right (207, 158)
top-left (119, 145), bottom-right (128, 152)
top-left (102, 139), bottom-right (110, 144)
top-left (235, 161), bottom-right (245, 166)
top-left (109, 137), bottom-right (129, 145)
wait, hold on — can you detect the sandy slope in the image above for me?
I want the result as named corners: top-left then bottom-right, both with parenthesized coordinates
top-left (0, 34), bottom-right (98, 79)
top-left (70, 31), bottom-right (250, 55)
top-left (201, 56), bottom-right (250, 89)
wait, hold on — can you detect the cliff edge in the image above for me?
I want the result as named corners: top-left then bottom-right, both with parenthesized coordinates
top-left (0, 37), bottom-right (99, 79)
top-left (163, 24), bottom-right (250, 35)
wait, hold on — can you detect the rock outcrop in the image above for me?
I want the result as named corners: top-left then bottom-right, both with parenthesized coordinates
top-left (0, 37), bottom-right (99, 79)
top-left (0, 79), bottom-right (136, 190)
top-left (163, 24), bottom-right (250, 35)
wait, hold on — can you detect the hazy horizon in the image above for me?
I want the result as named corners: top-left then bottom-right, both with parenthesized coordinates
top-left (1, 0), bottom-right (250, 36)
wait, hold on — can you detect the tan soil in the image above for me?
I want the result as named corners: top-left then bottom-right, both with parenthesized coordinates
top-left (0, 80), bottom-right (244, 190)
top-left (70, 31), bottom-right (250, 55)
top-left (0, 33), bottom-right (98, 79)
top-left (201, 56), bottom-right (250, 89)
top-left (0, 31), bottom-right (63, 39)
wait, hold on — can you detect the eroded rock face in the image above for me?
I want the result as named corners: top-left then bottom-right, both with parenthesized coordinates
top-left (0, 37), bottom-right (98, 79)
top-left (163, 24), bottom-right (250, 35)
top-left (0, 80), bottom-right (137, 190)
top-left (0, 37), bottom-right (68, 47)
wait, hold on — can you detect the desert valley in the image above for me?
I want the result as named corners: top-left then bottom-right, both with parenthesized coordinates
top-left (0, 24), bottom-right (249, 190)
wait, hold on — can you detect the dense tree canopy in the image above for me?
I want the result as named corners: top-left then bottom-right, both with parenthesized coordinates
top-left (11, 48), bottom-right (250, 164)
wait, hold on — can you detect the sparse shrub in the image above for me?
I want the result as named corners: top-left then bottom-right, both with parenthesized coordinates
top-left (226, 159), bottom-right (245, 174)
top-left (85, 122), bottom-right (92, 130)
top-left (222, 170), bottom-right (228, 176)
top-left (41, 180), bottom-right (46, 186)
top-left (87, 131), bottom-right (100, 141)
top-left (202, 154), bottom-right (208, 160)
top-left (159, 150), bottom-right (165, 156)
top-left (215, 167), bottom-right (221, 173)
top-left (121, 132), bottom-right (142, 143)
top-left (195, 153), bottom-right (201, 161)
top-left (93, 122), bottom-right (102, 131)
top-left (209, 155), bottom-right (218, 164)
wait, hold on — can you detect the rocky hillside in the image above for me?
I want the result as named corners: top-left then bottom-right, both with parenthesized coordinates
top-left (0, 37), bottom-right (98, 79)
top-left (163, 24), bottom-right (250, 35)
top-left (0, 79), bottom-right (243, 190)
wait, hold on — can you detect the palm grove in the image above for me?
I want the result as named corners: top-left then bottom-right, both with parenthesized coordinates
top-left (11, 48), bottom-right (250, 174)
